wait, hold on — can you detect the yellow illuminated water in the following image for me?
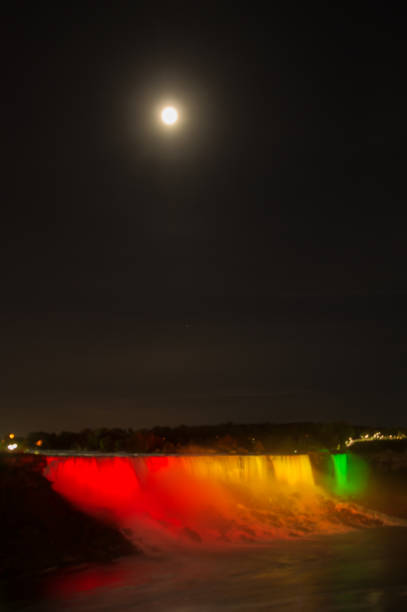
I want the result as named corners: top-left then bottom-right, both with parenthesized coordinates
top-left (271, 455), bottom-right (315, 487)
top-left (178, 455), bottom-right (275, 484)
top-left (170, 454), bottom-right (315, 489)
top-left (44, 453), bottom-right (386, 548)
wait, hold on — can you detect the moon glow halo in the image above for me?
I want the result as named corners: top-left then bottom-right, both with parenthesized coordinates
top-left (161, 106), bottom-right (178, 125)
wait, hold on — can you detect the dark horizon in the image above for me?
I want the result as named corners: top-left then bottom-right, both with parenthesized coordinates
top-left (3, 291), bottom-right (407, 435)
top-left (2, 4), bottom-right (407, 433)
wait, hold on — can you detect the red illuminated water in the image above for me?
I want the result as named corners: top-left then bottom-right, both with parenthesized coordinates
top-left (44, 454), bottom-right (389, 549)
top-left (36, 528), bottom-right (407, 610)
top-left (5, 454), bottom-right (404, 610)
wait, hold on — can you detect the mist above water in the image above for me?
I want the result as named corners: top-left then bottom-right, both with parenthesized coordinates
top-left (44, 454), bottom-right (392, 552)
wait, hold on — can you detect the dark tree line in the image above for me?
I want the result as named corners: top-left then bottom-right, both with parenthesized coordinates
top-left (21, 422), bottom-right (406, 454)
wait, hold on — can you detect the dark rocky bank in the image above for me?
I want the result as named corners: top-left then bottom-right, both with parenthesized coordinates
top-left (0, 454), bottom-right (136, 579)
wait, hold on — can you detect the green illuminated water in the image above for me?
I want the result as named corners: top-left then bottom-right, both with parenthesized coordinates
top-left (332, 453), bottom-right (348, 494)
top-left (331, 453), bottom-right (369, 496)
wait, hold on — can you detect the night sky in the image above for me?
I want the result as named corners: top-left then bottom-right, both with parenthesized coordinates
top-left (2, 4), bottom-right (407, 433)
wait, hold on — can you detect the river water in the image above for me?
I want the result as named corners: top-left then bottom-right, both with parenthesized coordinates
top-left (7, 453), bottom-right (407, 610)
top-left (13, 526), bottom-right (407, 611)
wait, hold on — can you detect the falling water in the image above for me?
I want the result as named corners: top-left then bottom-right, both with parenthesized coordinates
top-left (43, 454), bottom-right (384, 548)
top-left (331, 453), bottom-right (348, 494)
top-left (271, 455), bottom-right (314, 487)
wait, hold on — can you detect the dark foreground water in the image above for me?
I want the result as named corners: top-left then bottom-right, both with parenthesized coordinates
top-left (8, 527), bottom-right (407, 611)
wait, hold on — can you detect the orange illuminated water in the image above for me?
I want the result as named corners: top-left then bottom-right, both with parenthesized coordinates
top-left (44, 454), bottom-right (384, 548)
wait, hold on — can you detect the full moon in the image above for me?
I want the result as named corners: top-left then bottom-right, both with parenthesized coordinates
top-left (161, 106), bottom-right (178, 125)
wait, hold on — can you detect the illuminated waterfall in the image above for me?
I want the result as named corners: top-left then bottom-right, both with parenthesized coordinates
top-left (331, 454), bottom-right (348, 494)
top-left (330, 453), bottom-right (370, 497)
top-left (44, 453), bottom-right (382, 546)
top-left (175, 455), bottom-right (275, 485)
top-left (271, 455), bottom-right (314, 487)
